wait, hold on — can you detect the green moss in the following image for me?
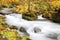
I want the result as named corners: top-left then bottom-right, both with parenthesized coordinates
top-left (22, 12), bottom-right (38, 21)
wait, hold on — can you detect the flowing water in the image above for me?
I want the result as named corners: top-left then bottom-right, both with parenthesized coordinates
top-left (5, 13), bottom-right (60, 40)
top-left (0, 8), bottom-right (60, 40)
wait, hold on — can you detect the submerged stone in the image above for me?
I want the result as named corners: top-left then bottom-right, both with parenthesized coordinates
top-left (46, 33), bottom-right (58, 39)
top-left (34, 27), bottom-right (41, 33)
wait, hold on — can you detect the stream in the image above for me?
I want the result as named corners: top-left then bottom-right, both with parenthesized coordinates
top-left (0, 8), bottom-right (60, 40)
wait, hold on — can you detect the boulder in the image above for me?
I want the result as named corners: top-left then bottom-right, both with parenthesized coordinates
top-left (46, 33), bottom-right (58, 39)
top-left (34, 27), bottom-right (41, 33)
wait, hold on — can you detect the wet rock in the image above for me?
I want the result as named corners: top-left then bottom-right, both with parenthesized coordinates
top-left (19, 27), bottom-right (29, 36)
top-left (46, 33), bottom-right (58, 39)
top-left (19, 27), bottom-right (27, 33)
top-left (9, 25), bottom-right (18, 30)
top-left (22, 12), bottom-right (38, 21)
top-left (34, 27), bottom-right (41, 33)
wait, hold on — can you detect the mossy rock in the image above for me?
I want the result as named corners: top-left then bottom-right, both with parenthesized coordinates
top-left (9, 25), bottom-right (18, 30)
top-left (22, 12), bottom-right (38, 21)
